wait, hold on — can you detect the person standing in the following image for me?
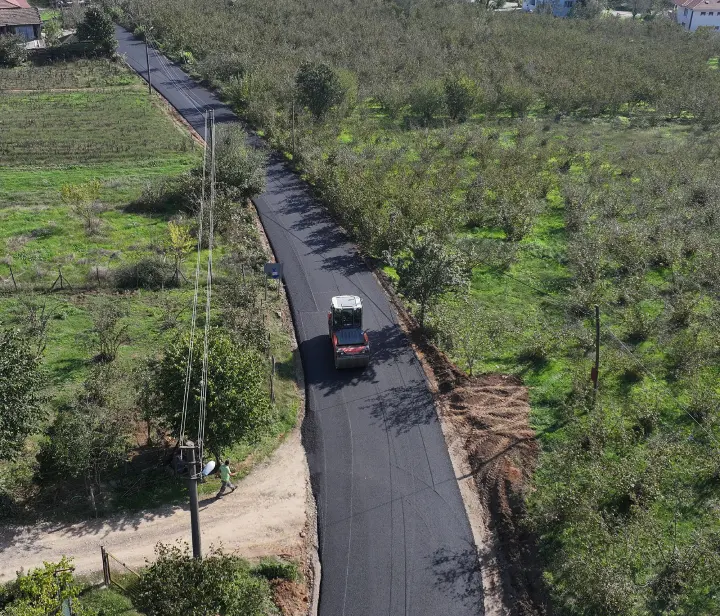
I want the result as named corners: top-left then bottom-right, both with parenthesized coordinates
top-left (216, 459), bottom-right (237, 497)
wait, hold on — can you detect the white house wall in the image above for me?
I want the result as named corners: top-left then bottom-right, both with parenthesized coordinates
top-left (677, 6), bottom-right (720, 30)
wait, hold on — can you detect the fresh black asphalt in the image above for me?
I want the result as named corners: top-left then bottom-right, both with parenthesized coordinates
top-left (116, 27), bottom-right (484, 616)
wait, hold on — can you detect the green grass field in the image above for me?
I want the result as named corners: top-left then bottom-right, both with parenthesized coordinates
top-left (0, 60), bottom-right (300, 523)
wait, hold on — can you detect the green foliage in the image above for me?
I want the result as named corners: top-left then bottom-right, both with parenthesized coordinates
top-left (134, 543), bottom-right (275, 616)
top-left (0, 557), bottom-right (95, 616)
top-left (86, 299), bottom-right (130, 363)
top-left (212, 125), bottom-right (268, 206)
top-left (113, 258), bottom-right (177, 290)
top-left (77, 7), bottom-right (117, 56)
top-left (253, 558), bottom-right (300, 582)
top-left (143, 329), bottom-right (273, 458)
top-left (407, 80), bottom-right (445, 125)
top-left (79, 587), bottom-right (139, 616)
top-left (295, 62), bottom-right (344, 119)
top-left (393, 232), bottom-right (468, 327)
top-left (0, 327), bottom-right (45, 462)
top-left (444, 76), bottom-right (476, 122)
top-left (38, 365), bottom-right (134, 515)
top-left (0, 34), bottom-right (28, 68)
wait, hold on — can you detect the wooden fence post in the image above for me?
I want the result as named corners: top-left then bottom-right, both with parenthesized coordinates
top-left (101, 546), bottom-right (110, 586)
top-left (8, 264), bottom-right (17, 291)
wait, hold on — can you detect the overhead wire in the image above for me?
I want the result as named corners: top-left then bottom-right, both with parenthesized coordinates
top-left (198, 110), bottom-right (216, 463)
top-left (147, 38), bottom-right (206, 114)
top-left (180, 111), bottom-right (209, 445)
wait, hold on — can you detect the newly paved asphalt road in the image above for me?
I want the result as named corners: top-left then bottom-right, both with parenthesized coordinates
top-left (117, 27), bottom-right (483, 615)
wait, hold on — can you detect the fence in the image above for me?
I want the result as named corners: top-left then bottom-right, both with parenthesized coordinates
top-left (100, 546), bottom-right (141, 592)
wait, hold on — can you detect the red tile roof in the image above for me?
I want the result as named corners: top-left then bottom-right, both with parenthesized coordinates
top-left (673, 0), bottom-right (720, 8)
top-left (0, 5), bottom-right (41, 26)
top-left (0, 0), bottom-right (32, 9)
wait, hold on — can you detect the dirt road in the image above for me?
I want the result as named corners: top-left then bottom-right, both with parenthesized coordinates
top-left (0, 429), bottom-right (309, 582)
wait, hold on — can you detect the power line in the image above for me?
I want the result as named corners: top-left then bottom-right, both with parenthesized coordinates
top-left (180, 111), bottom-right (209, 445)
top-left (198, 109), bottom-right (216, 463)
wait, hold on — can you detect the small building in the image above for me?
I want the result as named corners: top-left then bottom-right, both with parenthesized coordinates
top-left (522, 0), bottom-right (577, 17)
top-left (0, 0), bottom-right (42, 41)
top-left (673, 0), bottom-right (720, 31)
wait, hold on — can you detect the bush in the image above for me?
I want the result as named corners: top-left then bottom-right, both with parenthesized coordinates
top-left (253, 557), bottom-right (300, 582)
top-left (134, 543), bottom-right (274, 616)
top-left (113, 259), bottom-right (176, 290)
top-left (0, 34), bottom-right (28, 68)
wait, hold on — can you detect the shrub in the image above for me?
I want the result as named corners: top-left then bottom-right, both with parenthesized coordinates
top-left (254, 557), bottom-right (300, 582)
top-left (134, 543), bottom-right (274, 616)
top-left (0, 34), bottom-right (27, 68)
top-left (113, 259), bottom-right (176, 290)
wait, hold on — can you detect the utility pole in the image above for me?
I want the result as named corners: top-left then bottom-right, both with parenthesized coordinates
top-left (592, 304), bottom-right (600, 404)
top-left (182, 441), bottom-right (202, 559)
top-left (291, 97), bottom-right (296, 160)
top-left (144, 34), bottom-right (152, 95)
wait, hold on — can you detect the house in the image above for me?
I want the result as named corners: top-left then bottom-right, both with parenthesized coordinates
top-left (673, 0), bottom-right (720, 31)
top-left (0, 0), bottom-right (42, 41)
top-left (522, 0), bottom-right (577, 17)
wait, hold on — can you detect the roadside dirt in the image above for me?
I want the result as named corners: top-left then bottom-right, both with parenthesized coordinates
top-left (0, 429), bottom-right (309, 586)
top-left (374, 269), bottom-right (551, 616)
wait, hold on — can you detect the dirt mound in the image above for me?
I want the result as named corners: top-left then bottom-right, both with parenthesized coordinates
top-left (444, 374), bottom-right (548, 616)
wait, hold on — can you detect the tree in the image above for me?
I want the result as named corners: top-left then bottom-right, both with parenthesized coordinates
top-left (77, 7), bottom-right (117, 56)
top-left (0, 34), bottom-right (27, 67)
top-left (393, 232), bottom-right (468, 327)
top-left (1, 557), bottom-right (95, 616)
top-left (407, 81), bottom-right (445, 125)
top-left (61, 180), bottom-right (102, 235)
top-left (166, 221), bottom-right (193, 281)
top-left (38, 366), bottom-right (133, 516)
top-left (433, 300), bottom-right (507, 376)
top-left (0, 327), bottom-right (45, 462)
top-left (444, 76), bottom-right (476, 122)
top-left (213, 126), bottom-right (267, 203)
top-left (295, 61), bottom-right (344, 119)
top-left (134, 543), bottom-right (273, 616)
top-left (86, 299), bottom-right (129, 363)
top-left (143, 329), bottom-right (272, 459)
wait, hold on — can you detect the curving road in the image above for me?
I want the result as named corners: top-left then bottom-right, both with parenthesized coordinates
top-left (116, 27), bottom-right (483, 616)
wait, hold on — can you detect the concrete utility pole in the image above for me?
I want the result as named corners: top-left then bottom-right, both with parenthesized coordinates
top-left (145, 26), bottom-right (152, 94)
top-left (182, 441), bottom-right (202, 559)
top-left (145, 38), bottom-right (152, 95)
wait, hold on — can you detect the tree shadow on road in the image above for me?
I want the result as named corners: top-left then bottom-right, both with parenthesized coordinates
top-left (430, 544), bottom-right (485, 609)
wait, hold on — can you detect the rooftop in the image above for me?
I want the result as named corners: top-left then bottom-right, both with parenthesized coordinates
top-left (673, 0), bottom-right (720, 9)
top-left (0, 0), bottom-right (32, 8)
top-left (0, 5), bottom-right (41, 26)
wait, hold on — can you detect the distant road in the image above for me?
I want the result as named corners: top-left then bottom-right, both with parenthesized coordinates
top-left (116, 26), bottom-right (484, 616)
